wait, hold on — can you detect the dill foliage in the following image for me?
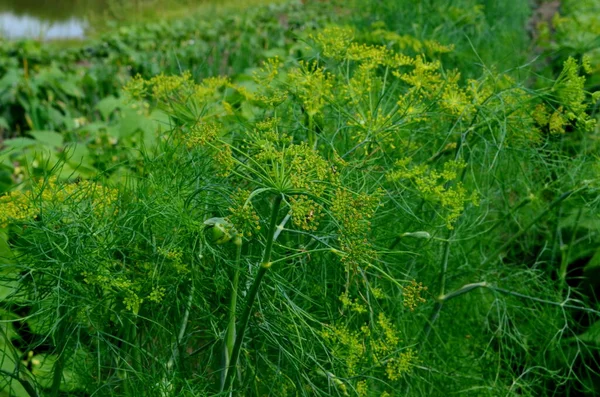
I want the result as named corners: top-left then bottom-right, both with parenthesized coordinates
top-left (0, 0), bottom-right (599, 396)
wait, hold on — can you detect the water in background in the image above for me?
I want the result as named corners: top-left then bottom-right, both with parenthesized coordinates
top-left (0, 0), bottom-right (153, 40)
top-left (0, 0), bottom-right (103, 39)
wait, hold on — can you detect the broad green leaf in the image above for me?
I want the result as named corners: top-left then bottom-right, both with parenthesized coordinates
top-left (46, 107), bottom-right (67, 128)
top-left (63, 144), bottom-right (93, 168)
top-left (96, 95), bottom-right (122, 120)
top-left (30, 353), bottom-right (56, 389)
top-left (30, 351), bottom-right (87, 392)
top-left (0, 69), bottom-right (20, 89)
top-left (26, 299), bottom-right (56, 336)
top-left (59, 79), bottom-right (84, 98)
top-left (29, 131), bottom-right (64, 148)
top-left (577, 320), bottom-right (600, 345)
top-left (0, 346), bottom-right (29, 397)
top-left (0, 233), bottom-right (13, 263)
top-left (119, 108), bottom-right (146, 138)
top-left (0, 310), bottom-right (20, 345)
top-left (2, 138), bottom-right (37, 150)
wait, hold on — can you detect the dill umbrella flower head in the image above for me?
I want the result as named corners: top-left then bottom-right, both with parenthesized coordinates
top-left (385, 348), bottom-right (418, 381)
top-left (251, 141), bottom-right (333, 196)
top-left (226, 189), bottom-right (261, 238)
top-left (0, 191), bottom-right (36, 228)
top-left (331, 188), bottom-right (381, 239)
top-left (394, 55), bottom-right (442, 94)
top-left (124, 71), bottom-right (195, 103)
top-left (545, 56), bottom-right (597, 133)
top-left (402, 280), bottom-right (427, 311)
top-left (289, 195), bottom-right (323, 231)
top-left (288, 61), bottom-right (334, 118)
top-left (0, 177), bottom-right (120, 229)
top-left (252, 57), bottom-right (288, 106)
top-left (184, 121), bottom-right (219, 148)
top-left (387, 158), bottom-right (474, 228)
top-left (311, 25), bottom-right (355, 60)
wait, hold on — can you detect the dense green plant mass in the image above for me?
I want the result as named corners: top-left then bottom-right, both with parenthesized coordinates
top-left (0, 0), bottom-right (339, 192)
top-left (535, 0), bottom-right (600, 90)
top-left (0, 0), bottom-right (599, 396)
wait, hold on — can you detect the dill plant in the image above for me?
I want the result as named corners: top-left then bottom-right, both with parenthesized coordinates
top-left (0, 5), bottom-right (599, 397)
top-left (116, 22), bottom-right (599, 395)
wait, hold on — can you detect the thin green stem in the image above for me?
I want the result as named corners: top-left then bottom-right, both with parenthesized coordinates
top-left (167, 283), bottom-right (195, 373)
top-left (481, 190), bottom-right (577, 268)
top-left (421, 228), bottom-right (453, 342)
top-left (559, 206), bottom-right (582, 293)
top-left (223, 194), bottom-right (282, 393)
top-left (430, 280), bottom-right (600, 315)
top-left (439, 282), bottom-right (488, 302)
top-left (268, 247), bottom-right (332, 266)
top-left (308, 114), bottom-right (316, 150)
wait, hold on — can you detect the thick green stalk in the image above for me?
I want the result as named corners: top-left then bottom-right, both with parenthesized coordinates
top-left (221, 236), bottom-right (243, 391)
top-left (125, 317), bottom-right (141, 396)
top-left (223, 194), bottom-right (282, 393)
top-left (50, 306), bottom-right (67, 397)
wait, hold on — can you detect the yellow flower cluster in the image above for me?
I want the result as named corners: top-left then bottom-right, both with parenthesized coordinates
top-left (254, 142), bottom-right (332, 196)
top-left (83, 268), bottom-right (144, 314)
top-left (332, 189), bottom-right (381, 272)
top-left (394, 56), bottom-right (442, 94)
top-left (226, 189), bottom-right (261, 237)
top-left (288, 61), bottom-right (334, 117)
top-left (0, 191), bottom-right (36, 228)
top-left (331, 188), bottom-right (381, 238)
top-left (546, 57), bottom-right (597, 133)
top-left (194, 76), bottom-right (231, 101)
top-left (251, 117), bottom-right (290, 145)
top-left (322, 312), bottom-right (418, 382)
top-left (388, 158), bottom-right (475, 228)
top-left (385, 348), bottom-right (418, 381)
top-left (321, 324), bottom-right (367, 376)
top-left (0, 178), bottom-right (119, 228)
top-left (369, 25), bottom-right (454, 57)
top-left (148, 286), bottom-right (166, 303)
top-left (311, 26), bottom-right (355, 59)
top-left (289, 196), bottom-right (323, 231)
top-left (339, 292), bottom-right (367, 314)
top-left (440, 73), bottom-right (475, 117)
top-left (146, 71), bottom-right (195, 101)
top-left (184, 122), bottom-right (219, 148)
top-left (253, 57), bottom-right (287, 106)
top-left (402, 280), bottom-right (427, 311)
top-left (158, 247), bottom-right (188, 274)
top-left (287, 143), bottom-right (331, 193)
top-left (123, 291), bottom-right (143, 315)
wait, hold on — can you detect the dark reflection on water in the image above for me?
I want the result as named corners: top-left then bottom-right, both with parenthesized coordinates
top-left (0, 0), bottom-right (106, 39)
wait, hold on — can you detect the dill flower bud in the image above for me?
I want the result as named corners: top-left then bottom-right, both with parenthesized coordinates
top-left (204, 217), bottom-right (236, 245)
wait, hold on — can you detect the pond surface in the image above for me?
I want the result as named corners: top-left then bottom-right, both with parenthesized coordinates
top-left (0, 0), bottom-right (133, 40)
